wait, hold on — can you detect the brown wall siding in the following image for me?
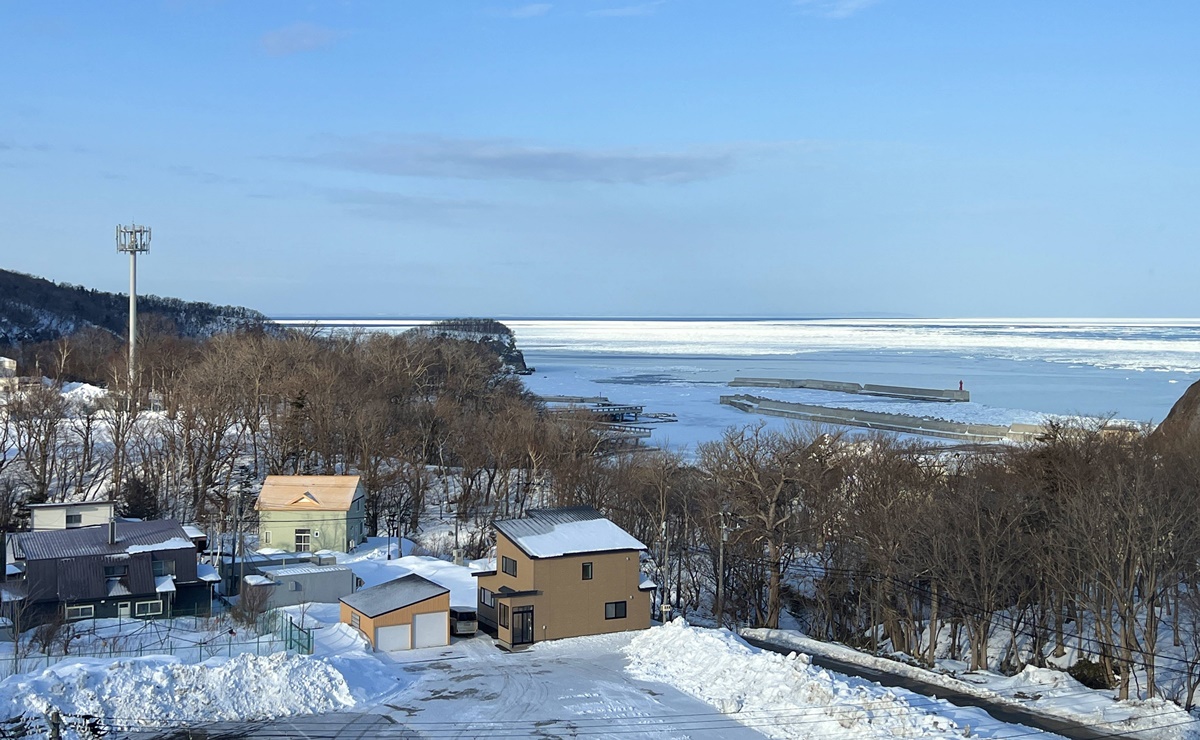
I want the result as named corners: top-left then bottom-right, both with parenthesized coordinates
top-left (341, 592), bottom-right (450, 650)
top-left (478, 535), bottom-right (651, 646)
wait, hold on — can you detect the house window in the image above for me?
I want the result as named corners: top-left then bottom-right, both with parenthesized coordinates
top-left (351, 613), bottom-right (361, 630)
top-left (499, 603), bottom-right (509, 628)
top-left (135, 600), bottom-right (163, 617)
top-left (104, 564), bottom-right (128, 579)
top-left (582, 562), bottom-right (593, 580)
top-left (605, 601), bottom-right (627, 620)
top-left (152, 559), bottom-right (176, 577)
top-left (480, 588), bottom-right (495, 608)
top-left (295, 529), bottom-right (311, 552)
top-left (501, 556), bottom-right (517, 577)
top-left (263, 531), bottom-right (272, 544)
top-left (66, 605), bottom-right (94, 620)
top-left (66, 513), bottom-right (83, 527)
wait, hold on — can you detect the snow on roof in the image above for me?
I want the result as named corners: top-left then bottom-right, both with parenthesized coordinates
top-left (495, 506), bottom-right (646, 558)
top-left (260, 563), bottom-right (353, 578)
top-left (196, 563), bottom-right (221, 583)
top-left (256, 475), bottom-right (363, 512)
top-left (126, 537), bottom-right (195, 554)
top-left (15, 520), bottom-right (194, 561)
top-left (182, 525), bottom-right (206, 539)
top-left (639, 575), bottom-right (657, 591)
top-left (0, 585), bottom-right (26, 603)
top-left (340, 573), bottom-right (448, 618)
top-left (155, 575), bottom-right (176, 593)
top-left (244, 575), bottom-right (275, 587)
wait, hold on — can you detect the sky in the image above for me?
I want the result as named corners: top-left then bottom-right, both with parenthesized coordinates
top-left (1, 1), bottom-right (1198, 319)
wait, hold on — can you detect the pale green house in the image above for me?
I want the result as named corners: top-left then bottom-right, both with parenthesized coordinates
top-left (256, 475), bottom-right (367, 554)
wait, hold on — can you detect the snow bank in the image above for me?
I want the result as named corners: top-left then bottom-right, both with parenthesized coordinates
top-left (748, 629), bottom-right (1200, 740)
top-left (625, 619), bottom-right (964, 739)
top-left (0, 652), bottom-right (355, 733)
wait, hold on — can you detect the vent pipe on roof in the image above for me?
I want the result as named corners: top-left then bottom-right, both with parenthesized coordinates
top-left (108, 517), bottom-right (117, 545)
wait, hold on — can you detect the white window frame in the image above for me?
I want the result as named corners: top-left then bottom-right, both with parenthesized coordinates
top-left (66, 604), bottom-right (94, 620)
top-left (65, 513), bottom-right (83, 527)
top-left (351, 612), bottom-right (361, 630)
top-left (135, 600), bottom-right (164, 617)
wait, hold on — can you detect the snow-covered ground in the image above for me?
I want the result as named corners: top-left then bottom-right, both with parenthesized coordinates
top-left (746, 629), bottom-right (1200, 740)
top-left (0, 538), bottom-right (1068, 739)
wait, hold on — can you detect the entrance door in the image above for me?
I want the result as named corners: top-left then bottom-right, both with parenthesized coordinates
top-left (118, 603), bottom-right (131, 619)
top-left (512, 606), bottom-right (534, 645)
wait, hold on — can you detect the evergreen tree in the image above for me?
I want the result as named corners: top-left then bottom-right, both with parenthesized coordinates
top-left (119, 475), bottom-right (161, 521)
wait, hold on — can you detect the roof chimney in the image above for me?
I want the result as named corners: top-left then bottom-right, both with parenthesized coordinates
top-left (108, 517), bottom-right (117, 545)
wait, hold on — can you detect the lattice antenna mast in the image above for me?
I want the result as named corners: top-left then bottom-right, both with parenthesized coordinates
top-left (116, 223), bottom-right (152, 392)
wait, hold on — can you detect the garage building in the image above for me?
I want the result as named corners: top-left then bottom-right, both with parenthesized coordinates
top-left (340, 573), bottom-right (450, 651)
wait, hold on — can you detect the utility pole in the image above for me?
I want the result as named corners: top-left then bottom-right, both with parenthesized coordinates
top-left (232, 491), bottom-right (244, 596)
top-left (716, 510), bottom-right (729, 629)
top-left (115, 223), bottom-right (151, 396)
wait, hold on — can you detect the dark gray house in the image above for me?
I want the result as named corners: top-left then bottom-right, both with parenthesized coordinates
top-left (11, 519), bottom-right (215, 624)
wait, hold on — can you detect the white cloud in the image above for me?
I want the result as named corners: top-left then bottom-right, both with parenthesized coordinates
top-left (793, 0), bottom-right (879, 19)
top-left (260, 22), bottom-right (348, 57)
top-left (588, 1), bottom-right (665, 17)
top-left (508, 3), bottom-right (552, 18)
top-left (296, 135), bottom-right (741, 185)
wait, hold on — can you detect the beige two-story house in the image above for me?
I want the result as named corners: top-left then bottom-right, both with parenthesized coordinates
top-left (256, 475), bottom-right (366, 554)
top-left (474, 506), bottom-right (653, 649)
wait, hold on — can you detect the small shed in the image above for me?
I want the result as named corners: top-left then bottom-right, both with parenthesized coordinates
top-left (258, 563), bottom-right (357, 609)
top-left (340, 574), bottom-right (450, 652)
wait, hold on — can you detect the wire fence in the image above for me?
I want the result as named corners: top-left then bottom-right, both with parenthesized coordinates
top-left (0, 606), bottom-right (313, 680)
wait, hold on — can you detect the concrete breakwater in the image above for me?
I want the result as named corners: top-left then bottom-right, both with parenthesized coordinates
top-left (729, 377), bottom-right (970, 402)
top-left (721, 394), bottom-right (1044, 443)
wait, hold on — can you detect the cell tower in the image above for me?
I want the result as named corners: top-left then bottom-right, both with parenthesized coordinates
top-left (116, 223), bottom-right (152, 392)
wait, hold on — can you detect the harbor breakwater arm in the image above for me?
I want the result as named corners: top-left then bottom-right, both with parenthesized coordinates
top-left (729, 377), bottom-right (970, 402)
top-left (721, 394), bottom-right (1043, 443)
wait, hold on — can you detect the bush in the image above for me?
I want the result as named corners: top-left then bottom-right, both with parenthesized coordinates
top-left (1068, 657), bottom-right (1114, 689)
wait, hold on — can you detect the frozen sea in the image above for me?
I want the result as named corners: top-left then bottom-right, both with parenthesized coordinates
top-left (276, 318), bottom-right (1200, 453)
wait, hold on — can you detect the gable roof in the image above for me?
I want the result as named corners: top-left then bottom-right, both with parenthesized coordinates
top-left (340, 573), bottom-right (449, 618)
top-left (14, 519), bottom-right (194, 561)
top-left (255, 475), bottom-right (363, 512)
top-left (494, 506), bottom-right (646, 559)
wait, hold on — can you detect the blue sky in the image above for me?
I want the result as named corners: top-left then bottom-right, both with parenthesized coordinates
top-left (2, 1), bottom-right (1198, 318)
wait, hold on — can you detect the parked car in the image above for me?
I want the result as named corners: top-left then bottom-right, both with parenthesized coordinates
top-left (450, 607), bottom-right (478, 636)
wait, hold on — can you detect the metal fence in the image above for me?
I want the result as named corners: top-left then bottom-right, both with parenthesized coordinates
top-left (0, 607), bottom-right (313, 679)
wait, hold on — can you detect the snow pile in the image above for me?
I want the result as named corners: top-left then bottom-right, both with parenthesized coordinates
top-left (0, 652), bottom-right (355, 732)
top-left (749, 629), bottom-right (1200, 740)
top-left (625, 619), bottom-right (964, 739)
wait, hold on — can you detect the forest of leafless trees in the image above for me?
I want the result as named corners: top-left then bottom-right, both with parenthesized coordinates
top-left (5, 325), bottom-right (1200, 703)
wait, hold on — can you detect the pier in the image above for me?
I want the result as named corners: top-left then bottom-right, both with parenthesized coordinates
top-left (729, 377), bottom-right (970, 402)
top-left (721, 394), bottom-right (1043, 443)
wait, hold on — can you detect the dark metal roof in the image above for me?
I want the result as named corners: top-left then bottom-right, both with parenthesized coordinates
top-left (14, 519), bottom-right (193, 561)
top-left (340, 573), bottom-right (449, 618)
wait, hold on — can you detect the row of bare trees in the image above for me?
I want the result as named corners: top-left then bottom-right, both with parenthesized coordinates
top-left (565, 420), bottom-right (1200, 703)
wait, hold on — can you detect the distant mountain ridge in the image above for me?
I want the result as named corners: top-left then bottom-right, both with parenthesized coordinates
top-left (0, 268), bottom-right (273, 347)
